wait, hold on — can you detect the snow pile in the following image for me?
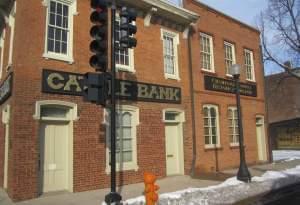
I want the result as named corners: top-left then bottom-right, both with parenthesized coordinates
top-left (122, 165), bottom-right (300, 205)
top-left (273, 150), bottom-right (300, 161)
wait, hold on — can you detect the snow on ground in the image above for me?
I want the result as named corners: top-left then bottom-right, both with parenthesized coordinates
top-left (273, 150), bottom-right (300, 161)
top-left (121, 165), bottom-right (300, 205)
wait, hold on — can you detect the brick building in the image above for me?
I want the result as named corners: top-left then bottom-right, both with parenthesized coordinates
top-left (0, 0), bottom-right (268, 201)
top-left (266, 69), bottom-right (300, 150)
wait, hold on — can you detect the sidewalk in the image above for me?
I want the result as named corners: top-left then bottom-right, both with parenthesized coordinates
top-left (0, 159), bottom-right (299, 205)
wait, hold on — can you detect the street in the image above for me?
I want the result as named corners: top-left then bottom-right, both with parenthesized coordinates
top-left (235, 182), bottom-right (300, 205)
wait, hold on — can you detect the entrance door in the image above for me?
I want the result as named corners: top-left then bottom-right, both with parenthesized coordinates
top-left (165, 124), bottom-right (181, 175)
top-left (3, 123), bottom-right (9, 189)
top-left (40, 122), bottom-right (69, 193)
top-left (256, 117), bottom-right (267, 161)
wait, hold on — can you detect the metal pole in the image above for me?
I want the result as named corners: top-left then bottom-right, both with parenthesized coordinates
top-left (235, 75), bottom-right (252, 183)
top-left (105, 0), bottom-right (122, 203)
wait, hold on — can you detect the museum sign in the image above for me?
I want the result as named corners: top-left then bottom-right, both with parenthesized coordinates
top-left (204, 75), bottom-right (257, 97)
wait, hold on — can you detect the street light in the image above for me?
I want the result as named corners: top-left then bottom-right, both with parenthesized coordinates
top-left (229, 64), bottom-right (252, 183)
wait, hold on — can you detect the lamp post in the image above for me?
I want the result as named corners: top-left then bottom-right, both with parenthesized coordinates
top-left (230, 64), bottom-right (251, 183)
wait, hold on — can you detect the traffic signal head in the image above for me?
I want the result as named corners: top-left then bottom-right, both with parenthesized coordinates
top-left (90, 0), bottom-right (108, 72)
top-left (83, 72), bottom-right (111, 106)
top-left (119, 7), bottom-right (138, 49)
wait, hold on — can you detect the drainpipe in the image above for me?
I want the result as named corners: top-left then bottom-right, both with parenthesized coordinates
top-left (260, 45), bottom-right (273, 163)
top-left (187, 25), bottom-right (197, 177)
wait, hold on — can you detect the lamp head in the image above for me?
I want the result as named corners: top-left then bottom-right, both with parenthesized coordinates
top-left (230, 64), bottom-right (241, 78)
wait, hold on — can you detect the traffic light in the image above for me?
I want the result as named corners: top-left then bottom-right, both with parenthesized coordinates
top-left (119, 6), bottom-right (138, 49)
top-left (83, 72), bottom-right (110, 106)
top-left (90, 0), bottom-right (108, 72)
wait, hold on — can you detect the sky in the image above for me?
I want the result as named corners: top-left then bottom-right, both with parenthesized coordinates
top-left (168, 0), bottom-right (284, 75)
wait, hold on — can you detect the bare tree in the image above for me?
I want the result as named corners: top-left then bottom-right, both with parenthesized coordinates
top-left (259, 0), bottom-right (300, 79)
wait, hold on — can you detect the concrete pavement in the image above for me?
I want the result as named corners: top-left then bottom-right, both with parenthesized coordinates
top-left (0, 159), bottom-right (299, 205)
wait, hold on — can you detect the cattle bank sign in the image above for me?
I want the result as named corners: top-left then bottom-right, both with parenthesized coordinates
top-left (42, 69), bottom-right (181, 104)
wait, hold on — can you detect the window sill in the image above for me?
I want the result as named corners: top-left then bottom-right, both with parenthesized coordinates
top-left (204, 145), bottom-right (222, 151)
top-left (117, 66), bottom-right (136, 73)
top-left (230, 143), bottom-right (240, 148)
top-left (245, 79), bottom-right (256, 84)
top-left (105, 163), bottom-right (139, 174)
top-left (225, 74), bottom-right (234, 78)
top-left (165, 74), bottom-right (180, 81)
top-left (43, 53), bottom-right (74, 64)
top-left (201, 69), bottom-right (216, 76)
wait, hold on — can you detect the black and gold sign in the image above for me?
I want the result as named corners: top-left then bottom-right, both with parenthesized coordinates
top-left (42, 69), bottom-right (181, 104)
top-left (204, 75), bottom-right (257, 97)
top-left (0, 73), bottom-right (13, 105)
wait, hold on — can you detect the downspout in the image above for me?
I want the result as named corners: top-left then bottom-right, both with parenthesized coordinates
top-left (187, 25), bottom-right (197, 177)
top-left (260, 45), bottom-right (273, 163)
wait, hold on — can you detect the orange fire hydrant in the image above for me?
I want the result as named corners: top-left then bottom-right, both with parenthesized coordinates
top-left (144, 172), bottom-right (160, 205)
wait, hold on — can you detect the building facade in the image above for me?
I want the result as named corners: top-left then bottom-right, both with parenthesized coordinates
top-left (266, 69), bottom-right (300, 150)
top-left (0, 0), bottom-right (268, 201)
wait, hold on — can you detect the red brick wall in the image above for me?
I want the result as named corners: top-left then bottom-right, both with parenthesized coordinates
top-left (5, 0), bottom-right (193, 201)
top-left (184, 0), bottom-right (268, 173)
top-left (0, 0), bottom-right (268, 202)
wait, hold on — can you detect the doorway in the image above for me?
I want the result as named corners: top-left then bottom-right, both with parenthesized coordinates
top-left (256, 116), bottom-right (267, 161)
top-left (164, 110), bottom-right (185, 176)
top-left (40, 122), bottom-right (69, 193)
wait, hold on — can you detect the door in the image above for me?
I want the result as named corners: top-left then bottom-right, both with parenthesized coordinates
top-left (165, 124), bottom-right (181, 175)
top-left (3, 123), bottom-right (9, 189)
top-left (40, 122), bottom-right (69, 193)
top-left (256, 117), bottom-right (267, 161)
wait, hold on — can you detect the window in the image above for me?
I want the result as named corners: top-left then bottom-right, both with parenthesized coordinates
top-left (105, 106), bottom-right (139, 173)
top-left (200, 33), bottom-right (214, 72)
top-left (203, 105), bottom-right (220, 148)
top-left (115, 13), bottom-right (134, 72)
top-left (244, 49), bottom-right (255, 81)
top-left (0, 30), bottom-right (5, 78)
top-left (224, 42), bottom-right (236, 75)
top-left (161, 29), bottom-right (180, 80)
top-left (228, 107), bottom-right (239, 146)
top-left (43, 0), bottom-right (76, 63)
top-left (7, 1), bottom-right (16, 69)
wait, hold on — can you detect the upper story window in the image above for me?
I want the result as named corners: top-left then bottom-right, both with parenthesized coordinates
top-left (244, 49), bottom-right (255, 81)
top-left (43, 0), bottom-right (76, 63)
top-left (0, 30), bottom-right (5, 78)
top-left (115, 13), bottom-right (134, 72)
top-left (161, 29), bottom-right (180, 80)
top-left (200, 33), bottom-right (214, 72)
top-left (224, 41), bottom-right (236, 75)
top-left (203, 104), bottom-right (220, 148)
top-left (228, 107), bottom-right (239, 146)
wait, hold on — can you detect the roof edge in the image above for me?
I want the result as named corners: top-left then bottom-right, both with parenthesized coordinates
top-left (188, 0), bottom-right (260, 33)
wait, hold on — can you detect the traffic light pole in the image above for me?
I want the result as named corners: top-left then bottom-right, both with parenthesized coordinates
top-left (104, 0), bottom-right (122, 204)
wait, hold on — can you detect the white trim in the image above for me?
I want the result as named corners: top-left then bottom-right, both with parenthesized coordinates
top-left (200, 32), bottom-right (215, 73)
top-left (104, 105), bottom-right (139, 174)
top-left (228, 106), bottom-right (239, 146)
top-left (7, 1), bottom-right (16, 68)
top-left (2, 105), bottom-right (10, 189)
top-left (244, 49), bottom-right (256, 82)
top-left (161, 28), bottom-right (180, 80)
top-left (42, 0), bottom-right (77, 64)
top-left (33, 100), bottom-right (79, 121)
top-left (0, 30), bottom-right (5, 78)
top-left (203, 104), bottom-right (221, 148)
top-left (164, 109), bottom-right (185, 176)
top-left (224, 41), bottom-right (236, 76)
top-left (162, 108), bottom-right (185, 123)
